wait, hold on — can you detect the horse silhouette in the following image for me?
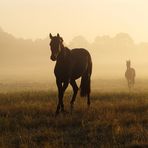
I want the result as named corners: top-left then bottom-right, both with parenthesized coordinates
top-left (49, 33), bottom-right (92, 115)
top-left (125, 60), bottom-right (136, 91)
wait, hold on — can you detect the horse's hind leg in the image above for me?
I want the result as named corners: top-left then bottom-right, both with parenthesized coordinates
top-left (87, 93), bottom-right (90, 107)
top-left (70, 80), bottom-right (78, 113)
top-left (127, 80), bottom-right (131, 92)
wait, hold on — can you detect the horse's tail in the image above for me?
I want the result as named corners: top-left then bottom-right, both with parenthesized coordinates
top-left (80, 56), bottom-right (92, 97)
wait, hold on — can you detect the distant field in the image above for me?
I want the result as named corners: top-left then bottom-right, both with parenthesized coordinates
top-left (0, 90), bottom-right (147, 147)
top-left (1, 78), bottom-right (148, 93)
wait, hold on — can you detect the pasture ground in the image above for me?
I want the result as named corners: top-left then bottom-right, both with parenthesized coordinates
top-left (0, 80), bottom-right (148, 147)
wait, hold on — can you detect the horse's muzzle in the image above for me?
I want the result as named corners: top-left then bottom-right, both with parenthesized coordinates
top-left (50, 55), bottom-right (56, 61)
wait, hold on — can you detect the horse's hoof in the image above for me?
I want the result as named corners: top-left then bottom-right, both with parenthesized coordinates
top-left (70, 109), bottom-right (73, 114)
top-left (87, 104), bottom-right (91, 111)
top-left (87, 103), bottom-right (90, 108)
top-left (70, 109), bottom-right (73, 115)
top-left (70, 104), bottom-right (74, 114)
top-left (61, 110), bottom-right (69, 115)
top-left (55, 111), bottom-right (60, 117)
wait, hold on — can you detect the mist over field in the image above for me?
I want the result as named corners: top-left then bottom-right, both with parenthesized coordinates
top-left (0, 1), bottom-right (148, 147)
top-left (1, 27), bottom-right (148, 83)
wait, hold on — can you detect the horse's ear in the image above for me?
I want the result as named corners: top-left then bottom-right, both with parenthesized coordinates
top-left (57, 33), bottom-right (60, 38)
top-left (60, 37), bottom-right (63, 42)
top-left (49, 33), bottom-right (52, 39)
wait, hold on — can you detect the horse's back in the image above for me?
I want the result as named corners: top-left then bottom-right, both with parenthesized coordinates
top-left (70, 48), bottom-right (92, 79)
top-left (71, 48), bottom-right (91, 57)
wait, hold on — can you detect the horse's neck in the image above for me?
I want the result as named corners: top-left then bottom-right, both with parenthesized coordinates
top-left (127, 66), bottom-right (131, 70)
top-left (126, 67), bottom-right (134, 74)
top-left (57, 46), bottom-right (70, 61)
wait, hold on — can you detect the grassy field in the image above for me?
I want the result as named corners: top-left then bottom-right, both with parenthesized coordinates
top-left (0, 89), bottom-right (148, 148)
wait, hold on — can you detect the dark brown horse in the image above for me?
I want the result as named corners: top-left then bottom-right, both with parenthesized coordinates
top-left (49, 33), bottom-right (92, 115)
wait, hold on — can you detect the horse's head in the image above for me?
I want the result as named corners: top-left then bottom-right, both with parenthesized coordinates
top-left (126, 60), bottom-right (131, 68)
top-left (49, 33), bottom-right (63, 61)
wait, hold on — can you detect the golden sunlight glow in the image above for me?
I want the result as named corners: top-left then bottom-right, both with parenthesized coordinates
top-left (1, 0), bottom-right (148, 80)
top-left (0, 0), bottom-right (148, 42)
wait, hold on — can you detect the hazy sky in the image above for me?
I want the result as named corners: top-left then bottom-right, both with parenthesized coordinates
top-left (0, 0), bottom-right (148, 43)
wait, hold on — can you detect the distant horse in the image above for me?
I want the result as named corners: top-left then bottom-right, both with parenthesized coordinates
top-left (49, 33), bottom-right (92, 115)
top-left (125, 60), bottom-right (136, 91)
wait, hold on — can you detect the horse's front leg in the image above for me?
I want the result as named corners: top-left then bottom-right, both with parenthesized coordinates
top-left (70, 80), bottom-right (78, 113)
top-left (128, 80), bottom-right (131, 92)
top-left (56, 79), bottom-right (69, 115)
top-left (60, 81), bottom-right (69, 112)
top-left (56, 79), bottom-right (62, 115)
